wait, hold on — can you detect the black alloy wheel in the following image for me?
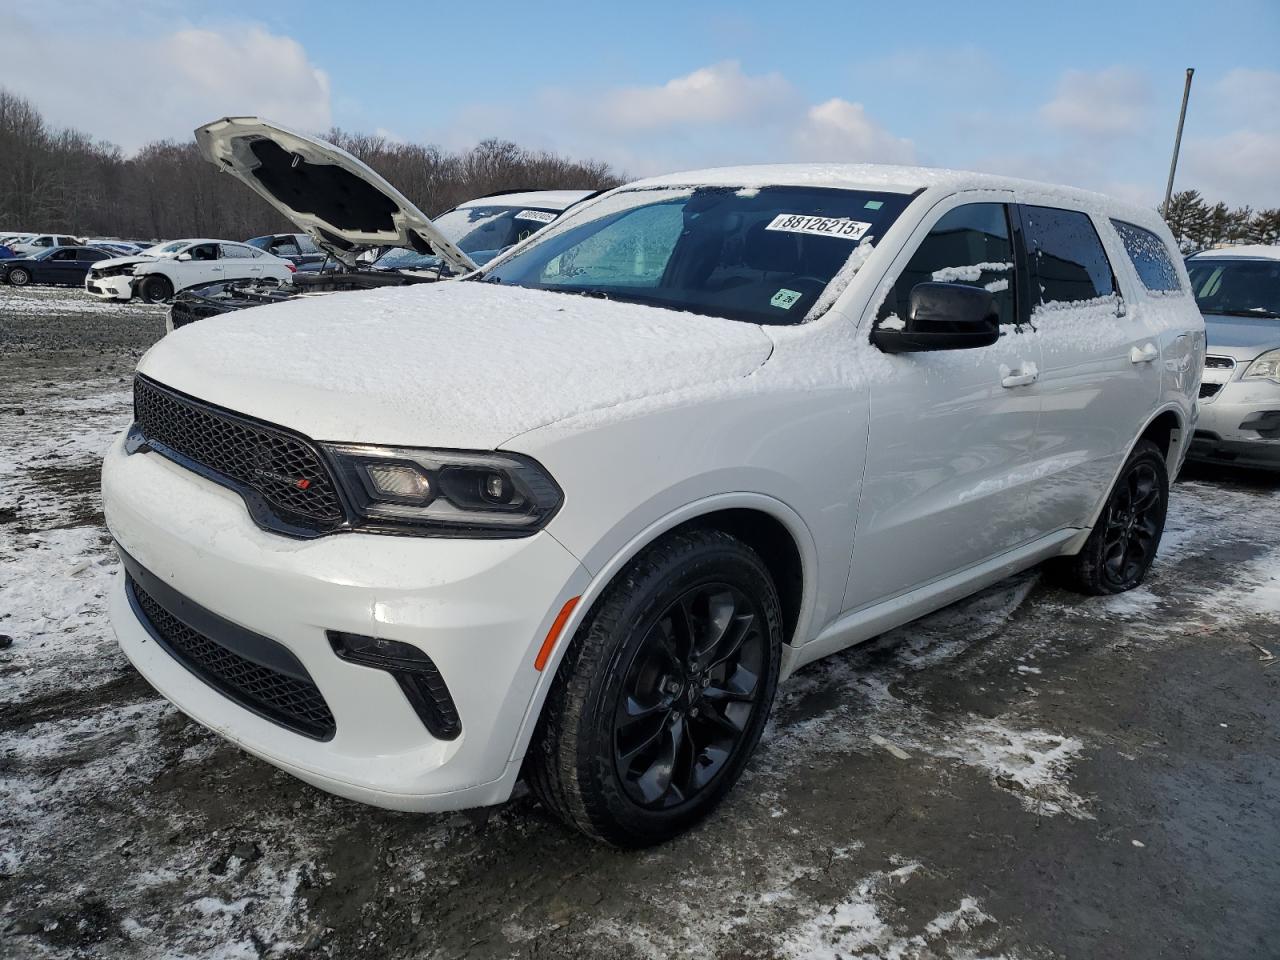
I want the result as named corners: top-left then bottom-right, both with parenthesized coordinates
top-left (1051, 438), bottom-right (1168, 595)
top-left (139, 275), bottom-right (174, 304)
top-left (613, 583), bottom-right (768, 810)
top-left (527, 529), bottom-right (782, 846)
top-left (1097, 460), bottom-right (1163, 591)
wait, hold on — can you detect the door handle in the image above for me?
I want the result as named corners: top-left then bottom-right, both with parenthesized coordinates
top-left (1000, 362), bottom-right (1039, 388)
top-left (1130, 342), bottom-right (1158, 364)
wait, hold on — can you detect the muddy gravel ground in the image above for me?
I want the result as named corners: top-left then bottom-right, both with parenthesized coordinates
top-left (1, 286), bottom-right (1278, 960)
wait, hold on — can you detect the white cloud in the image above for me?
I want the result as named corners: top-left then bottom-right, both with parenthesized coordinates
top-left (594, 61), bottom-right (792, 130)
top-left (1212, 68), bottom-right (1280, 130)
top-left (793, 99), bottom-right (916, 164)
top-left (0, 16), bottom-right (330, 151)
top-left (446, 63), bottom-right (914, 176)
top-left (1182, 129), bottom-right (1280, 208)
top-left (1040, 67), bottom-right (1151, 138)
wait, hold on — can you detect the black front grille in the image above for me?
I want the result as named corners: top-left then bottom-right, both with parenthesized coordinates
top-left (127, 574), bottom-right (336, 740)
top-left (1204, 355), bottom-right (1235, 369)
top-left (133, 375), bottom-right (344, 534)
top-left (1200, 382), bottom-right (1223, 400)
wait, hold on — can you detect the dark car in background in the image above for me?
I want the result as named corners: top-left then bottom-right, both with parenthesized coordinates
top-left (1, 245), bottom-right (117, 287)
top-left (246, 233), bottom-right (329, 272)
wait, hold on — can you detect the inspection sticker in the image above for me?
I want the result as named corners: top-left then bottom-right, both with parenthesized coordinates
top-left (764, 213), bottom-right (872, 241)
top-left (514, 209), bottom-right (557, 223)
top-left (770, 288), bottom-right (803, 309)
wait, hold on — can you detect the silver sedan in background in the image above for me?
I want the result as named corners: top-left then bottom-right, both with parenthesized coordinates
top-left (1187, 246), bottom-right (1280, 470)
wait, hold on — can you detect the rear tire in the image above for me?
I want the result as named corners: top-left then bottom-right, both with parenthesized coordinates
top-left (1050, 438), bottom-right (1168, 595)
top-left (139, 275), bottom-right (174, 304)
top-left (527, 529), bottom-right (782, 846)
top-left (7, 267), bottom-right (30, 286)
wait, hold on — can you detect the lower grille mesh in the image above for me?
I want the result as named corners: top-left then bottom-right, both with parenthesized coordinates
top-left (128, 575), bottom-right (336, 740)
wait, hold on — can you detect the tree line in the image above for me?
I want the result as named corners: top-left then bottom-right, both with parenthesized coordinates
top-left (2, 86), bottom-right (1278, 252)
top-left (0, 88), bottom-right (621, 242)
top-left (1163, 190), bottom-right (1280, 252)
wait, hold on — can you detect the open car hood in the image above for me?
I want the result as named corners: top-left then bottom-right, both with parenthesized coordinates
top-left (194, 116), bottom-right (478, 273)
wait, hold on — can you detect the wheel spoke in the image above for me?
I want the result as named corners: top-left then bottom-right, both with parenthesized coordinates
top-left (617, 709), bottom-right (670, 763)
top-left (704, 612), bottom-right (755, 673)
top-left (630, 716), bottom-right (679, 804)
top-left (691, 590), bottom-right (738, 666)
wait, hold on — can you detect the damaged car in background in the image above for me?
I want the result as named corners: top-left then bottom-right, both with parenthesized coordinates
top-left (85, 238), bottom-right (296, 303)
top-left (167, 117), bottom-right (594, 330)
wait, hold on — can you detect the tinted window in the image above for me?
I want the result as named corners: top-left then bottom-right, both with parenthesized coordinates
top-left (1022, 206), bottom-right (1114, 304)
top-left (877, 203), bottom-right (1015, 327)
top-left (50, 248), bottom-right (77, 260)
top-left (485, 186), bottom-right (914, 325)
top-left (84, 249), bottom-right (111, 261)
top-left (1112, 220), bottom-right (1181, 293)
top-left (187, 243), bottom-right (220, 261)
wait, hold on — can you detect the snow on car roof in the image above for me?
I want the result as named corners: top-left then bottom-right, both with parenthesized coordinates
top-left (625, 163), bottom-right (1161, 226)
top-left (456, 190), bottom-right (595, 211)
top-left (1187, 244), bottom-right (1280, 261)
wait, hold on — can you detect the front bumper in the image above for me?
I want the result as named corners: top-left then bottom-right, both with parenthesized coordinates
top-left (86, 274), bottom-right (135, 300)
top-left (103, 433), bottom-right (589, 810)
top-left (1188, 379), bottom-right (1280, 470)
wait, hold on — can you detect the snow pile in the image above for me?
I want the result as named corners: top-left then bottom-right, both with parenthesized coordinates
top-left (0, 287), bottom-right (163, 316)
top-left (931, 261), bottom-right (1011, 283)
top-left (779, 864), bottom-right (1001, 960)
top-left (938, 719), bottom-right (1092, 819)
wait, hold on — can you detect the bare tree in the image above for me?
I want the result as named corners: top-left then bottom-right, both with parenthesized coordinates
top-left (0, 88), bottom-right (622, 242)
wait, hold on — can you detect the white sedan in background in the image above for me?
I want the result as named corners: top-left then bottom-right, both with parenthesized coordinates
top-left (85, 239), bottom-right (295, 303)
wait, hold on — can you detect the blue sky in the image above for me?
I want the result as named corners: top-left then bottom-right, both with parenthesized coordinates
top-left (3, 0), bottom-right (1278, 206)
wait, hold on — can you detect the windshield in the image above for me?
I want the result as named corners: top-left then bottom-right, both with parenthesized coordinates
top-left (141, 240), bottom-right (187, 257)
top-left (432, 205), bottom-right (559, 258)
top-left (1188, 258), bottom-right (1280, 319)
top-left (482, 186), bottom-right (913, 324)
top-left (373, 247), bottom-right (442, 271)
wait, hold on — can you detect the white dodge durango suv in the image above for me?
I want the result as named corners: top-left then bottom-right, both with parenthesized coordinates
top-left (103, 163), bottom-right (1203, 845)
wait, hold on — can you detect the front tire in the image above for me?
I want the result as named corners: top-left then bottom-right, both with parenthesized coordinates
top-left (7, 267), bottom-right (30, 286)
top-left (1051, 438), bottom-right (1169, 595)
top-left (527, 529), bottom-right (783, 846)
top-left (138, 275), bottom-right (174, 304)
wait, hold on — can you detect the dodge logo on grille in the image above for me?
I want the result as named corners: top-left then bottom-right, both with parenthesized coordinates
top-left (254, 467), bottom-right (311, 490)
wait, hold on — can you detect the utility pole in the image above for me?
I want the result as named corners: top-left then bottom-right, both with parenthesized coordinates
top-left (1162, 68), bottom-right (1195, 218)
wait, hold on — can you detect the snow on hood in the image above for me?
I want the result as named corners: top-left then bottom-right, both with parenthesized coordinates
top-left (195, 117), bottom-right (477, 274)
top-left (138, 282), bottom-right (775, 450)
top-left (1203, 313), bottom-right (1280, 356)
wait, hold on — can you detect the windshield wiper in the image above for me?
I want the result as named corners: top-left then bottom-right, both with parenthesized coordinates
top-left (1207, 308), bottom-right (1280, 319)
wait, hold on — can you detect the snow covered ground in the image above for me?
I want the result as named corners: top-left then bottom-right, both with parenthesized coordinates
top-left (1, 288), bottom-right (1278, 959)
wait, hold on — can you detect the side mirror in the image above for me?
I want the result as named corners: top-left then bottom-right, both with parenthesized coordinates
top-left (871, 282), bottom-right (1000, 354)
top-left (176, 252), bottom-right (192, 262)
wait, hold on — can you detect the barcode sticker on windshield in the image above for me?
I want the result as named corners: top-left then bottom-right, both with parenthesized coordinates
top-left (514, 209), bottom-right (557, 223)
top-left (765, 214), bottom-right (872, 241)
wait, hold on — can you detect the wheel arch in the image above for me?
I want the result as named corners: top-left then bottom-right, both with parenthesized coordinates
top-left (1061, 402), bottom-right (1187, 556)
top-left (508, 493), bottom-right (818, 765)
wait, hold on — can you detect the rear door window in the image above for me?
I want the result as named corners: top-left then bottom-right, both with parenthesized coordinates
top-left (1021, 206), bottom-right (1115, 304)
top-left (1111, 220), bottom-right (1182, 293)
top-left (877, 202), bottom-right (1017, 327)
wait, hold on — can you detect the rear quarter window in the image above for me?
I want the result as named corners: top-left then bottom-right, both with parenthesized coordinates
top-left (1022, 205), bottom-right (1115, 304)
top-left (1111, 220), bottom-right (1183, 293)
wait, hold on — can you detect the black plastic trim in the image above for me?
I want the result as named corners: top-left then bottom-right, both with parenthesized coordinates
top-left (120, 548), bottom-right (336, 740)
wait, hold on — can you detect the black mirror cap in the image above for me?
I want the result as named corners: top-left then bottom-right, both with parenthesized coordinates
top-left (871, 282), bottom-right (1000, 354)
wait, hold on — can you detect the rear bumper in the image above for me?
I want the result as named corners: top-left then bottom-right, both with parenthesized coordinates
top-left (103, 432), bottom-right (590, 810)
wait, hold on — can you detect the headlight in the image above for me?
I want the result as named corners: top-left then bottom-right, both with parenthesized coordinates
top-left (1243, 349), bottom-right (1280, 384)
top-left (323, 444), bottom-right (563, 536)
